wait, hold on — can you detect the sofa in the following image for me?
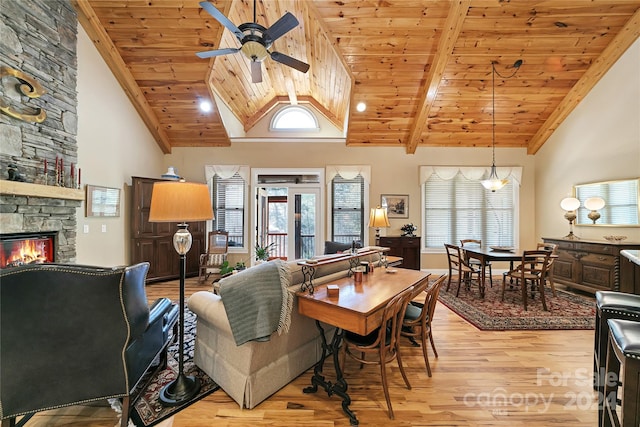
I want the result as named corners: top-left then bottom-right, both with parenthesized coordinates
top-left (187, 253), bottom-right (382, 409)
top-left (0, 262), bottom-right (179, 427)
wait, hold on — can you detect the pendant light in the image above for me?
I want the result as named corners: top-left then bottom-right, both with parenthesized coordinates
top-left (481, 59), bottom-right (523, 192)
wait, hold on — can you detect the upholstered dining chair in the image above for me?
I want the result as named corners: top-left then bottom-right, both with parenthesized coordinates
top-left (502, 250), bottom-right (552, 311)
top-left (199, 230), bottom-right (229, 283)
top-left (340, 285), bottom-right (415, 420)
top-left (444, 243), bottom-right (482, 297)
top-left (536, 242), bottom-right (558, 296)
top-left (401, 274), bottom-right (447, 377)
top-left (460, 239), bottom-right (493, 287)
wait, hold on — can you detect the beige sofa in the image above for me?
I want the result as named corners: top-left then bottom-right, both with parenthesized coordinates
top-left (188, 255), bottom-right (381, 409)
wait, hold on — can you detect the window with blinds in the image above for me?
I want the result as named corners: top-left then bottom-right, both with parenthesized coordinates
top-left (423, 172), bottom-right (516, 249)
top-left (331, 174), bottom-right (364, 243)
top-left (212, 173), bottom-right (245, 248)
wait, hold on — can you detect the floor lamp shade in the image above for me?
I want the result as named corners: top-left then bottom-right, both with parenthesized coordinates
top-left (149, 181), bottom-right (214, 223)
top-left (148, 181), bottom-right (213, 406)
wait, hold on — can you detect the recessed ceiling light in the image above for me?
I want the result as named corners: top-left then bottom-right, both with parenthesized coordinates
top-left (199, 100), bottom-right (212, 113)
top-left (356, 102), bottom-right (366, 112)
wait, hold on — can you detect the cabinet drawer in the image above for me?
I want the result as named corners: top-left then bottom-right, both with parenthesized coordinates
top-left (379, 237), bottom-right (395, 246)
top-left (403, 238), bottom-right (420, 248)
top-left (576, 242), bottom-right (615, 255)
top-left (581, 253), bottom-right (616, 267)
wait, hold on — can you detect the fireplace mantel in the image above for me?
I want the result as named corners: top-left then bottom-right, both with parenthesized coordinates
top-left (0, 180), bottom-right (84, 201)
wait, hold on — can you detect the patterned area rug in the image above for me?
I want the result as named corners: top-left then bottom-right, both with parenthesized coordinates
top-left (130, 307), bottom-right (219, 426)
top-left (438, 276), bottom-right (596, 331)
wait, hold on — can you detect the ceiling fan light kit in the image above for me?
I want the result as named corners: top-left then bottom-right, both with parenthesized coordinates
top-left (197, 1), bottom-right (310, 84)
top-left (481, 59), bottom-right (523, 192)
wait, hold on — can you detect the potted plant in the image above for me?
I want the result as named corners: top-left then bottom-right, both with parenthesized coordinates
top-left (255, 241), bottom-right (276, 262)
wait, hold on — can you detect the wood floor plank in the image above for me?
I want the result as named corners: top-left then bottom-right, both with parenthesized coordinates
top-left (25, 276), bottom-right (598, 426)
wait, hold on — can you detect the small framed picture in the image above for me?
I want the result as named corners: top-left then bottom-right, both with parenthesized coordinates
top-left (381, 194), bottom-right (409, 219)
top-left (86, 185), bottom-right (121, 217)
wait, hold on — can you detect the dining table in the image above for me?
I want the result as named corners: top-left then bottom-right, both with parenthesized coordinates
top-left (460, 246), bottom-right (529, 298)
top-left (296, 268), bottom-right (431, 425)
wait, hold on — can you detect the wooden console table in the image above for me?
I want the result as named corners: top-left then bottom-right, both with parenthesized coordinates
top-left (543, 237), bottom-right (640, 294)
top-left (297, 246), bottom-right (389, 294)
top-left (297, 269), bottom-right (431, 425)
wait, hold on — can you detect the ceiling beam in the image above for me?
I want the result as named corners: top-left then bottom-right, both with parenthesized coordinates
top-left (405, 0), bottom-right (471, 155)
top-left (527, 8), bottom-right (640, 155)
top-left (71, 0), bottom-right (173, 154)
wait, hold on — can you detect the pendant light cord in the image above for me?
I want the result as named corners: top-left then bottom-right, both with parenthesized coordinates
top-left (490, 60), bottom-right (523, 166)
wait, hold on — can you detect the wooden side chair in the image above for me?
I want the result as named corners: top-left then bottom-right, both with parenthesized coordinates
top-left (340, 285), bottom-right (415, 420)
top-left (401, 274), bottom-right (447, 377)
top-left (502, 250), bottom-right (552, 311)
top-left (198, 230), bottom-right (229, 283)
top-left (444, 243), bottom-right (482, 297)
top-left (536, 242), bottom-right (558, 296)
top-left (460, 239), bottom-right (493, 287)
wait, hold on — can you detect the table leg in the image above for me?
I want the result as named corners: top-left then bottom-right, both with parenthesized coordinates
top-left (304, 321), bottom-right (358, 425)
top-left (479, 260), bottom-right (486, 298)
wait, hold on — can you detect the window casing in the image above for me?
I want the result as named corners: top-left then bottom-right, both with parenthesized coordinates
top-left (422, 171), bottom-right (519, 250)
top-left (331, 174), bottom-right (365, 244)
top-left (212, 172), bottom-right (245, 249)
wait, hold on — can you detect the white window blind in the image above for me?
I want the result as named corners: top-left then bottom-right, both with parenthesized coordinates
top-left (213, 172), bottom-right (245, 248)
top-left (423, 171), bottom-right (517, 249)
top-left (331, 174), bottom-right (364, 243)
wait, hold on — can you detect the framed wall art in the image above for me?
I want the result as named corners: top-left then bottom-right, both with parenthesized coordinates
top-left (86, 185), bottom-right (121, 217)
top-left (381, 194), bottom-right (409, 219)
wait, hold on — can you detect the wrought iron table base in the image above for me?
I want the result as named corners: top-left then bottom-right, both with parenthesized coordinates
top-left (303, 321), bottom-right (358, 425)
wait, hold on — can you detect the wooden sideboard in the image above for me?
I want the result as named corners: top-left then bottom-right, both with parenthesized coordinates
top-left (130, 176), bottom-right (206, 282)
top-left (543, 237), bottom-right (640, 294)
top-left (378, 236), bottom-right (421, 270)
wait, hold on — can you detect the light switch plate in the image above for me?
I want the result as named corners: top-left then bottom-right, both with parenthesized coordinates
top-left (83, 224), bottom-right (89, 233)
top-left (101, 224), bottom-right (107, 233)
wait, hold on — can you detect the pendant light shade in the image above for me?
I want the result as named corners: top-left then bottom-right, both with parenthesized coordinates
top-left (481, 60), bottom-right (522, 192)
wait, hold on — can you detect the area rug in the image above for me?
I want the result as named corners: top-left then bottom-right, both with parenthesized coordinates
top-left (130, 307), bottom-right (219, 426)
top-left (437, 276), bottom-right (596, 331)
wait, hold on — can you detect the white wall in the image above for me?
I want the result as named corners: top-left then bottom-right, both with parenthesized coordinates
top-left (535, 38), bottom-right (640, 242)
top-left (75, 26), bottom-right (165, 266)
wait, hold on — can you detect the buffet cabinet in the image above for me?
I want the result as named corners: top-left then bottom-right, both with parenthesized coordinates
top-left (130, 176), bottom-right (206, 282)
top-left (542, 237), bottom-right (640, 294)
top-left (378, 236), bottom-right (421, 270)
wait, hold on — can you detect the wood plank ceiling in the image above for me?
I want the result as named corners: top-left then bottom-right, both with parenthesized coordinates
top-left (73, 0), bottom-right (640, 154)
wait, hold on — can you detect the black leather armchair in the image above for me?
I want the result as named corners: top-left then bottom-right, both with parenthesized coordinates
top-left (0, 262), bottom-right (179, 427)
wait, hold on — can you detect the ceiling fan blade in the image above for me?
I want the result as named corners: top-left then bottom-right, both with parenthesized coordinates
top-left (270, 51), bottom-right (310, 73)
top-left (251, 61), bottom-right (262, 83)
top-left (263, 12), bottom-right (299, 43)
top-left (199, 1), bottom-right (243, 41)
top-left (196, 47), bottom-right (240, 59)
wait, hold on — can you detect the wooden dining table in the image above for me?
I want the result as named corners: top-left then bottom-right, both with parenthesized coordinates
top-left (461, 246), bottom-right (555, 298)
top-left (297, 268), bottom-right (431, 425)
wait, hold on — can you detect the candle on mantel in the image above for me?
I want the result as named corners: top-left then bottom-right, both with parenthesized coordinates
top-left (78, 168), bottom-right (81, 187)
top-left (71, 163), bottom-right (75, 183)
top-left (44, 159), bottom-right (47, 174)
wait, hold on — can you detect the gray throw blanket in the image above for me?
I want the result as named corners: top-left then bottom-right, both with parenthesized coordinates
top-left (218, 259), bottom-right (293, 346)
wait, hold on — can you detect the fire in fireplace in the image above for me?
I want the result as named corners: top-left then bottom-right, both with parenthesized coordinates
top-left (0, 233), bottom-right (56, 268)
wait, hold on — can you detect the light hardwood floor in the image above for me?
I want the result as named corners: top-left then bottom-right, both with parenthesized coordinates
top-left (28, 276), bottom-right (598, 426)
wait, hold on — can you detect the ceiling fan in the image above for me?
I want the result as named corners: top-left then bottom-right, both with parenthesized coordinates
top-left (196, 0), bottom-right (310, 83)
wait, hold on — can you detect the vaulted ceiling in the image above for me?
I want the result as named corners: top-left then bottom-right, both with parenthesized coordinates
top-left (72, 0), bottom-right (640, 155)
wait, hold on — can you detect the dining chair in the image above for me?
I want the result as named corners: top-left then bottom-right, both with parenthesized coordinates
top-left (444, 243), bottom-right (482, 297)
top-left (198, 230), bottom-right (229, 283)
top-left (340, 285), bottom-right (415, 420)
top-left (502, 250), bottom-right (552, 311)
top-left (401, 274), bottom-right (447, 377)
top-left (460, 239), bottom-right (493, 287)
top-left (536, 242), bottom-right (558, 296)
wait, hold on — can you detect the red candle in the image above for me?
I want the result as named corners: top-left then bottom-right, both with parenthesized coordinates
top-left (71, 163), bottom-right (74, 180)
top-left (44, 159), bottom-right (47, 174)
top-left (78, 168), bottom-right (81, 186)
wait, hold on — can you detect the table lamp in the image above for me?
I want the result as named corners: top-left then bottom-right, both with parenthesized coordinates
top-left (560, 197), bottom-right (581, 240)
top-left (149, 180), bottom-right (213, 405)
top-left (584, 196), bottom-right (605, 224)
top-left (369, 206), bottom-right (390, 244)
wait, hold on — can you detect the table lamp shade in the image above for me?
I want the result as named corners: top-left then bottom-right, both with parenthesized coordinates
top-left (369, 207), bottom-right (390, 228)
top-left (149, 181), bottom-right (214, 223)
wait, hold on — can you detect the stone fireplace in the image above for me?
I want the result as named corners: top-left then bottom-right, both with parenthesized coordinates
top-left (0, 1), bottom-right (80, 263)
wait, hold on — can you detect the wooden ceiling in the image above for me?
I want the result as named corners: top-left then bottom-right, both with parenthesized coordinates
top-left (73, 0), bottom-right (640, 155)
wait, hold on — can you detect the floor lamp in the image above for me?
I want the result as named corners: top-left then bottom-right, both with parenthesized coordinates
top-left (149, 180), bottom-right (213, 405)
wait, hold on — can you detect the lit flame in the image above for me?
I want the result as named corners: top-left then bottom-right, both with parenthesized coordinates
top-left (1, 239), bottom-right (51, 268)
